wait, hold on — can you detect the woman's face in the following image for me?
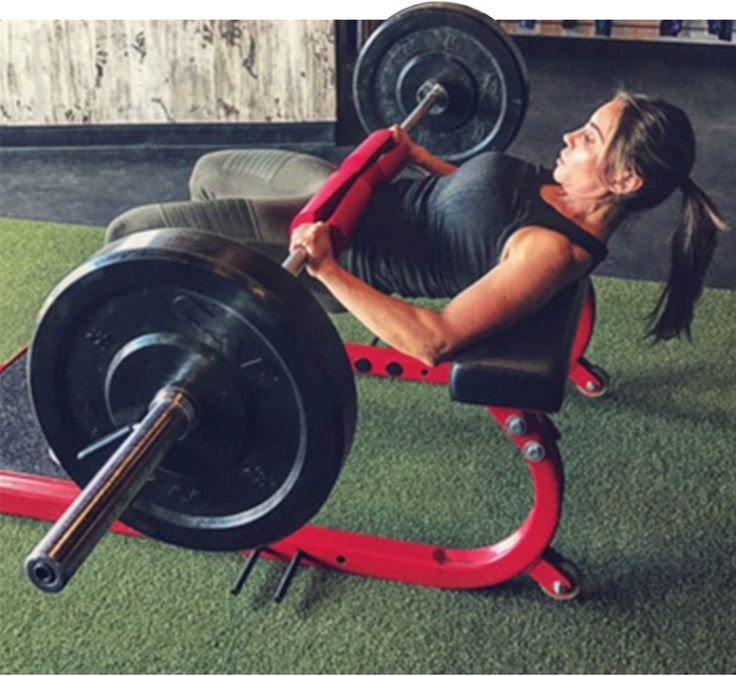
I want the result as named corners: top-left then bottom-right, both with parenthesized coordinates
top-left (553, 99), bottom-right (626, 198)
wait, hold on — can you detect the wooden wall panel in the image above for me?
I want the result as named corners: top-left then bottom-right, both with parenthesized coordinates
top-left (0, 20), bottom-right (336, 126)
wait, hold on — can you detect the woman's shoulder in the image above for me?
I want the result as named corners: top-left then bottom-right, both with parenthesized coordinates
top-left (503, 225), bottom-right (593, 279)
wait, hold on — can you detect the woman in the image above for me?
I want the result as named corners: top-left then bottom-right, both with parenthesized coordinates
top-left (107, 91), bottom-right (728, 366)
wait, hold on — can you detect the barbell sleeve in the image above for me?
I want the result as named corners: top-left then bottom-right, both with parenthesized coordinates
top-left (25, 387), bottom-right (196, 593)
top-left (282, 247), bottom-right (309, 277)
top-left (400, 82), bottom-right (449, 132)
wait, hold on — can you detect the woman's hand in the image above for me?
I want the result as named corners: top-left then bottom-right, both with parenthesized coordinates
top-left (391, 125), bottom-right (425, 165)
top-left (289, 221), bottom-right (335, 277)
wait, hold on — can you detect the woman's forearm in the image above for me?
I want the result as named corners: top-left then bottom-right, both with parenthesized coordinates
top-left (412, 148), bottom-right (457, 176)
top-left (315, 260), bottom-right (452, 366)
top-left (393, 126), bottom-right (457, 176)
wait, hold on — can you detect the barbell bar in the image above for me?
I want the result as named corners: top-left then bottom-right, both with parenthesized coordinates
top-left (24, 1), bottom-right (529, 593)
top-left (282, 80), bottom-right (448, 274)
top-left (24, 82), bottom-right (448, 594)
top-left (26, 388), bottom-right (196, 592)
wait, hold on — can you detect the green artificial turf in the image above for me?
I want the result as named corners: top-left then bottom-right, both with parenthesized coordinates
top-left (1, 217), bottom-right (735, 673)
top-left (0, 219), bottom-right (105, 364)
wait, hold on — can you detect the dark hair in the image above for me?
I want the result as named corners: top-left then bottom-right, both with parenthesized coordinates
top-left (603, 91), bottom-right (729, 342)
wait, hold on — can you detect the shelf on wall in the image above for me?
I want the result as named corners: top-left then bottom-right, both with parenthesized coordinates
top-left (499, 20), bottom-right (735, 46)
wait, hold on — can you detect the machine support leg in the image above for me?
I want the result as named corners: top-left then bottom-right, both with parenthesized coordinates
top-left (568, 280), bottom-right (609, 397)
top-left (231, 548), bottom-right (265, 596)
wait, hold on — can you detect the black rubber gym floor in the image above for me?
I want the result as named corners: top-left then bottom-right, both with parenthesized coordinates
top-left (0, 354), bottom-right (64, 480)
top-left (0, 143), bottom-right (349, 228)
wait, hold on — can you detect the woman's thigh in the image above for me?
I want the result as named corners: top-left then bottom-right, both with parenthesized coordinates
top-left (105, 195), bottom-right (311, 248)
top-left (189, 149), bottom-right (337, 201)
top-left (106, 198), bottom-right (261, 243)
top-left (104, 197), bottom-right (344, 312)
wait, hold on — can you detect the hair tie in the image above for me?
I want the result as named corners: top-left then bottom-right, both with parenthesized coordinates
top-left (680, 176), bottom-right (696, 195)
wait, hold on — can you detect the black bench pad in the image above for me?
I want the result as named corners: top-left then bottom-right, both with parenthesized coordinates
top-left (449, 278), bottom-right (588, 412)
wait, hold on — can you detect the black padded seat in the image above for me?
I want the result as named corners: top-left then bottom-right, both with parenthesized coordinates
top-left (449, 278), bottom-right (588, 412)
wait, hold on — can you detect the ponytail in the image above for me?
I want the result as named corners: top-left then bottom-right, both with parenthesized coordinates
top-left (646, 179), bottom-right (729, 342)
top-left (605, 91), bottom-right (729, 342)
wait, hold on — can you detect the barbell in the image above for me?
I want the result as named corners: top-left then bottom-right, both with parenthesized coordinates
top-left (25, 2), bottom-right (529, 593)
top-left (353, 2), bottom-right (528, 160)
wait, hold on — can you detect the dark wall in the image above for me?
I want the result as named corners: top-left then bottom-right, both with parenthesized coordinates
top-left (507, 36), bottom-right (735, 290)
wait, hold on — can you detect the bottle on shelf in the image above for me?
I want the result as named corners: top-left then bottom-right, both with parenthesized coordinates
top-left (594, 21), bottom-right (613, 36)
top-left (659, 20), bottom-right (684, 37)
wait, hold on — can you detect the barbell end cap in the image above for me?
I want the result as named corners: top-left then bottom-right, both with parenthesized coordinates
top-left (25, 553), bottom-right (67, 594)
top-left (282, 248), bottom-right (308, 277)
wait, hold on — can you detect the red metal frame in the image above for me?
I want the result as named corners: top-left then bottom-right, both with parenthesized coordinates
top-left (0, 124), bottom-right (609, 599)
top-left (266, 405), bottom-right (572, 594)
top-left (0, 471), bottom-right (142, 539)
top-left (0, 334), bottom-right (596, 599)
top-left (346, 343), bottom-right (451, 385)
top-left (0, 347), bottom-right (28, 375)
top-left (0, 288), bottom-right (606, 601)
top-left (0, 401), bottom-right (573, 597)
top-left (567, 282), bottom-right (607, 394)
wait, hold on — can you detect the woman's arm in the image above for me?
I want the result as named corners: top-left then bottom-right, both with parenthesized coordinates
top-left (391, 126), bottom-right (458, 177)
top-left (291, 223), bottom-right (583, 366)
top-left (309, 259), bottom-right (453, 363)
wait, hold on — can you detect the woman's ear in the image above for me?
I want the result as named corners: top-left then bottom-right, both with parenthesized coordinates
top-left (610, 171), bottom-right (643, 196)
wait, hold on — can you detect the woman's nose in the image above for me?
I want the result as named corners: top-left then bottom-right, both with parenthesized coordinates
top-left (562, 131), bottom-right (573, 146)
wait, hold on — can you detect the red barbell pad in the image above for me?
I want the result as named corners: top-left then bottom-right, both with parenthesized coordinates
top-left (325, 143), bottom-right (410, 254)
top-left (289, 129), bottom-right (411, 256)
top-left (289, 130), bottom-right (393, 234)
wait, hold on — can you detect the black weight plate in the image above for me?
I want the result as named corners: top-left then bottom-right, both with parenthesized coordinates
top-left (354, 2), bottom-right (529, 161)
top-left (28, 229), bottom-right (357, 551)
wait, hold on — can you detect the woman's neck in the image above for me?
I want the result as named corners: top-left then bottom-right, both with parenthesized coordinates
top-left (541, 184), bottom-right (621, 243)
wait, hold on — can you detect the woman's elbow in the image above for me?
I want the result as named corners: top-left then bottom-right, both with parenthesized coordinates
top-left (408, 313), bottom-right (458, 367)
top-left (413, 350), bottom-right (442, 368)
top-left (419, 336), bottom-right (457, 367)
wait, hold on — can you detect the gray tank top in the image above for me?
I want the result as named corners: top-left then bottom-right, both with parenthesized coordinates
top-left (341, 152), bottom-right (608, 298)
